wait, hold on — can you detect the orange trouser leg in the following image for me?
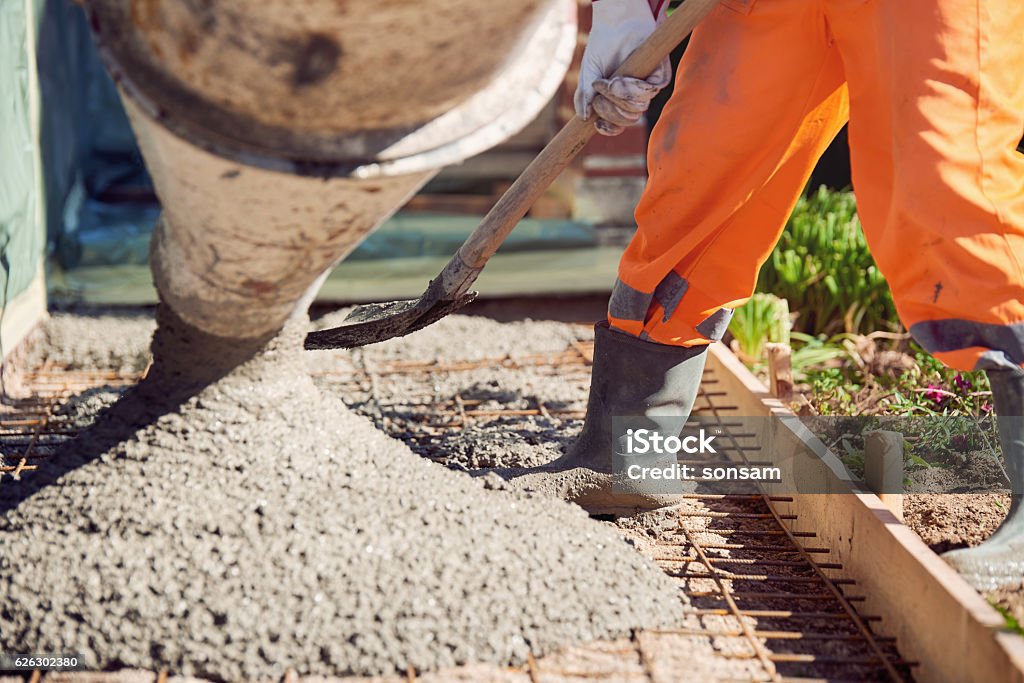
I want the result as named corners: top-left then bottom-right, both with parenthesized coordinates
top-left (829, 0), bottom-right (1024, 371)
top-left (609, 0), bottom-right (848, 345)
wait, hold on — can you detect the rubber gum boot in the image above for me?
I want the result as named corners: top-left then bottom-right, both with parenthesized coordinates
top-left (943, 366), bottom-right (1024, 591)
top-left (483, 320), bottom-right (708, 516)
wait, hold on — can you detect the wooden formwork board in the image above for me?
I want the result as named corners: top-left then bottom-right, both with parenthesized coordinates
top-left (707, 342), bottom-right (1024, 683)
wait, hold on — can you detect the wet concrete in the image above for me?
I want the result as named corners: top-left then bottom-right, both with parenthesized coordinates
top-left (306, 310), bottom-right (594, 472)
top-left (26, 309), bottom-right (156, 373)
top-left (1, 307), bottom-right (684, 680)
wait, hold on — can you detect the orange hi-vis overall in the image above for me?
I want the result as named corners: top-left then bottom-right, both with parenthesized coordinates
top-left (608, 0), bottom-right (1024, 371)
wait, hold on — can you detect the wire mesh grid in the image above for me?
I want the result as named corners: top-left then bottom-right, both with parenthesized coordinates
top-left (1, 335), bottom-right (916, 682)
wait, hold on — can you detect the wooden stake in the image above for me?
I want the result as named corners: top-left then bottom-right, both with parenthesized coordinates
top-left (864, 430), bottom-right (904, 521)
top-left (765, 342), bottom-right (793, 402)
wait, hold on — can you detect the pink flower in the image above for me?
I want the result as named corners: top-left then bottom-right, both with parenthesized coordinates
top-left (981, 401), bottom-right (993, 413)
top-left (953, 373), bottom-right (972, 392)
top-left (924, 384), bottom-right (947, 404)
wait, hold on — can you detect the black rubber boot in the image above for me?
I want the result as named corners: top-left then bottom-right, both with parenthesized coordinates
top-left (943, 366), bottom-right (1024, 591)
top-left (483, 321), bottom-right (708, 515)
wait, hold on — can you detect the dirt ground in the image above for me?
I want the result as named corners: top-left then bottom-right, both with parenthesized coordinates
top-left (904, 493), bottom-right (1011, 553)
top-left (903, 493), bottom-right (1024, 626)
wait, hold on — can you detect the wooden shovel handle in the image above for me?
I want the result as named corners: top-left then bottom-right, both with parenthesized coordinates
top-left (454, 0), bottom-right (720, 272)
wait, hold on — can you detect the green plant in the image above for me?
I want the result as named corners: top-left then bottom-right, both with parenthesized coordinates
top-left (837, 436), bottom-right (865, 478)
top-left (789, 331), bottom-right (847, 381)
top-left (757, 187), bottom-right (898, 336)
top-left (992, 602), bottom-right (1024, 636)
top-left (800, 338), bottom-right (1000, 467)
top-left (800, 335), bottom-right (993, 415)
top-left (807, 366), bottom-right (861, 416)
top-left (729, 293), bottom-right (791, 362)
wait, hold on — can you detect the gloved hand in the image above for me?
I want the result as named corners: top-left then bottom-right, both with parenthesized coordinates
top-left (575, 0), bottom-right (671, 136)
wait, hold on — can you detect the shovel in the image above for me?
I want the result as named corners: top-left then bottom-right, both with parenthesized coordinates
top-left (305, 0), bottom-right (720, 350)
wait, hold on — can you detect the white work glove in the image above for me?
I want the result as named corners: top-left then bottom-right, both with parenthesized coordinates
top-left (575, 0), bottom-right (671, 136)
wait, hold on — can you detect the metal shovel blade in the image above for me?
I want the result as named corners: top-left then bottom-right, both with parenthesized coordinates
top-left (304, 290), bottom-right (478, 350)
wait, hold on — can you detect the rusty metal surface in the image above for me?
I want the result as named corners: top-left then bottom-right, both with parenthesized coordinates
top-left (85, 0), bottom-right (577, 175)
top-left (1, 332), bottom-right (917, 682)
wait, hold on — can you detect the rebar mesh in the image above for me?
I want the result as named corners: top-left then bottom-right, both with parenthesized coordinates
top-left (0, 333), bottom-right (916, 682)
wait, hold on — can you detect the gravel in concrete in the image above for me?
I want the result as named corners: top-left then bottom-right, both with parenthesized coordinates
top-left (26, 309), bottom-right (156, 373)
top-left (1, 309), bottom-right (685, 680)
top-left (307, 314), bottom-right (593, 472)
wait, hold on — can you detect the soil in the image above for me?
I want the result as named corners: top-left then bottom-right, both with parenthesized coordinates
top-left (905, 449), bottom-right (1010, 494)
top-left (1, 306), bottom-right (686, 680)
top-left (988, 587), bottom-right (1024, 631)
top-left (903, 493), bottom-right (1012, 554)
top-left (902, 492), bottom-right (1024, 630)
